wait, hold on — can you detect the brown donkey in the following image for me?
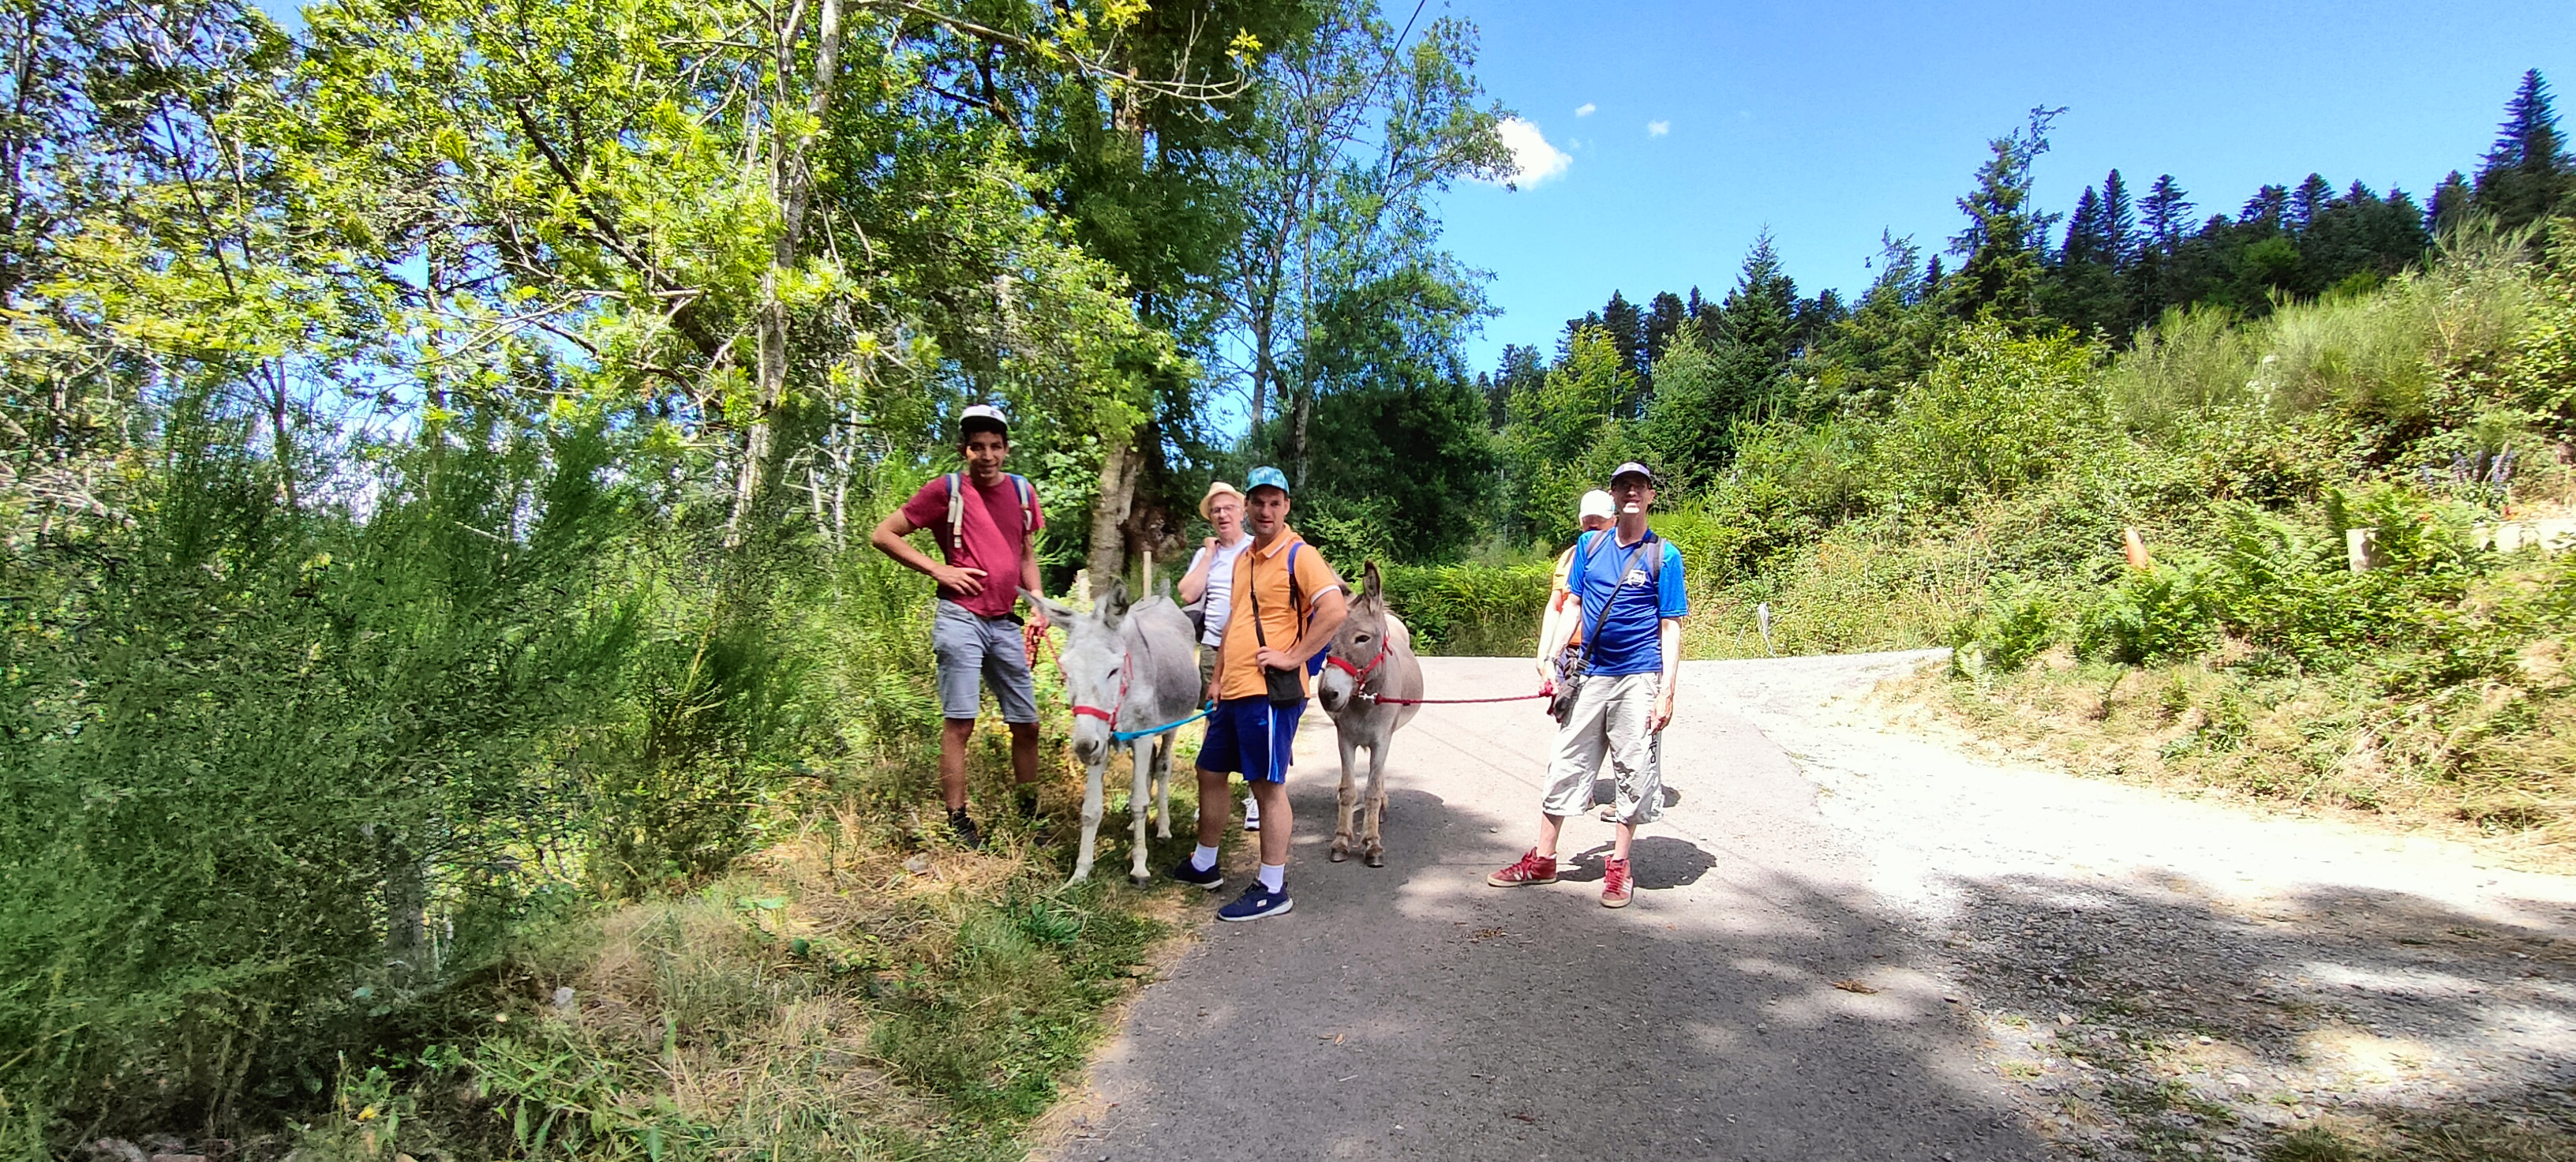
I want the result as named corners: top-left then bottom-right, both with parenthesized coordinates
top-left (1314, 562), bottom-right (1423, 867)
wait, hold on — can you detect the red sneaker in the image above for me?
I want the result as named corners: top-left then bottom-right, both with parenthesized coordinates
top-left (1601, 857), bottom-right (1633, 908)
top-left (1486, 848), bottom-right (1558, 887)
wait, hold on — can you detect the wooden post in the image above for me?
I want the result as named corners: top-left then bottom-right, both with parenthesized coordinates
top-left (2346, 528), bottom-right (2382, 572)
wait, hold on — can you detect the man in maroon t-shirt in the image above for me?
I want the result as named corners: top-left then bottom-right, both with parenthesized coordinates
top-left (871, 405), bottom-right (1052, 848)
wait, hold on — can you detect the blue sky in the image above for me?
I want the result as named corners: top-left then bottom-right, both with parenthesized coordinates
top-left (1436, 0), bottom-right (2576, 371)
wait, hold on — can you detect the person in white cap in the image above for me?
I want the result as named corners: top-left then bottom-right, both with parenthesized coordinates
top-left (1488, 462), bottom-right (1687, 909)
top-left (870, 403), bottom-right (1050, 849)
top-left (1178, 479), bottom-right (1264, 832)
top-left (1533, 489), bottom-right (1618, 690)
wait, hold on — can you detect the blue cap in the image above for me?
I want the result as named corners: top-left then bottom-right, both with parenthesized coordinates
top-left (1245, 465), bottom-right (1291, 496)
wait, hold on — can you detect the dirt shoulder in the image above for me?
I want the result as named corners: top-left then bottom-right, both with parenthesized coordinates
top-left (1706, 650), bottom-right (2576, 1161)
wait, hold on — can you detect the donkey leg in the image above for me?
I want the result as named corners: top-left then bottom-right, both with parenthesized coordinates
top-left (1069, 760), bottom-right (1106, 883)
top-left (1363, 735), bottom-right (1393, 868)
top-left (1153, 735), bottom-right (1175, 839)
top-left (1331, 729), bottom-right (1360, 862)
top-left (1128, 739), bottom-right (1155, 883)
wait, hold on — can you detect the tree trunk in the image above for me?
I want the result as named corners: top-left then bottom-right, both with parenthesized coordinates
top-left (1086, 435), bottom-right (1141, 600)
top-left (1289, 382), bottom-right (1312, 488)
top-left (725, 0), bottom-right (845, 545)
top-left (380, 824), bottom-right (428, 983)
top-left (1248, 304), bottom-right (1275, 429)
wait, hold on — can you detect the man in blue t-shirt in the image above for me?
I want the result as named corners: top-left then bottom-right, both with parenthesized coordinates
top-left (1487, 462), bottom-right (1688, 909)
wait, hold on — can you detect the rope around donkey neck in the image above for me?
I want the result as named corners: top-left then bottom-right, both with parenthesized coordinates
top-left (1035, 628), bottom-right (1215, 742)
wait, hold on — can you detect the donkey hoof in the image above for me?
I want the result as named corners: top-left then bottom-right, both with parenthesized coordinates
top-left (1329, 847), bottom-right (1349, 863)
top-left (1365, 850), bottom-right (1386, 868)
top-left (1129, 871), bottom-right (1151, 886)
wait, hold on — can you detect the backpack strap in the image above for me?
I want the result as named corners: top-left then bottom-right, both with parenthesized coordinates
top-left (1009, 474), bottom-right (1035, 533)
top-left (944, 472), bottom-right (964, 547)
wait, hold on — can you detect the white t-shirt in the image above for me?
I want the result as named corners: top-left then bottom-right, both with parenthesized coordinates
top-left (1188, 536), bottom-right (1253, 647)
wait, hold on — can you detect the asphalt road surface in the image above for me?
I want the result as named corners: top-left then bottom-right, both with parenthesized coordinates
top-left (1044, 654), bottom-right (2050, 1162)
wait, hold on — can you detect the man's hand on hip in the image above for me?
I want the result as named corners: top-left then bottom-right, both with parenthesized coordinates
top-left (1256, 647), bottom-right (1300, 672)
top-left (933, 564), bottom-right (987, 594)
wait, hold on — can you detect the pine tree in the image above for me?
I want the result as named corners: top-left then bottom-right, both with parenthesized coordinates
top-left (2240, 184), bottom-right (2290, 233)
top-left (1600, 290), bottom-right (1648, 386)
top-left (2061, 186), bottom-right (2106, 268)
top-left (1949, 107), bottom-right (2065, 320)
top-left (1642, 290), bottom-right (1689, 375)
top-left (2100, 170), bottom-right (2136, 269)
top-left (2290, 173), bottom-right (2334, 233)
top-left (1487, 343), bottom-right (1545, 428)
top-left (2428, 170), bottom-right (2475, 238)
top-left (1717, 232), bottom-right (1802, 368)
top-left (2046, 182), bottom-right (2125, 336)
top-left (2473, 69), bottom-right (2572, 232)
top-left (2141, 174), bottom-right (2194, 255)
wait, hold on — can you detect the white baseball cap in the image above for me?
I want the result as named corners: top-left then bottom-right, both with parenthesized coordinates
top-left (1578, 489), bottom-right (1616, 522)
top-left (958, 403), bottom-right (1009, 440)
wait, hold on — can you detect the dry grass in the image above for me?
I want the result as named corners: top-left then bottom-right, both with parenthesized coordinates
top-left (291, 774), bottom-right (1186, 1162)
top-left (1888, 640), bottom-right (2576, 873)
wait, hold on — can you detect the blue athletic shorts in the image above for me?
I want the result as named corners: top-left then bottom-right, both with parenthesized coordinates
top-left (1197, 695), bottom-right (1304, 784)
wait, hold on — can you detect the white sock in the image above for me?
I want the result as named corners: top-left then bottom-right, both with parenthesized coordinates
top-left (1243, 793), bottom-right (1260, 815)
top-left (1257, 862), bottom-right (1286, 894)
top-left (1192, 844), bottom-right (1219, 872)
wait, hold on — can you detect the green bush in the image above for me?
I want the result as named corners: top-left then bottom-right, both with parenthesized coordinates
top-left (1872, 323), bottom-right (2106, 508)
top-left (2075, 564), bottom-right (2218, 665)
top-left (1953, 587), bottom-right (2062, 675)
top-left (1376, 562), bottom-right (1552, 656)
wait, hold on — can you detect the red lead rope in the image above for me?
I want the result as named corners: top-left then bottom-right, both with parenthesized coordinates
top-left (1331, 644), bottom-right (1553, 706)
top-left (1367, 689), bottom-right (1552, 706)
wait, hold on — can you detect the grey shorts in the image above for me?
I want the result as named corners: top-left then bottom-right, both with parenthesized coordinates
top-left (933, 600), bottom-right (1039, 724)
top-left (1539, 671), bottom-right (1664, 826)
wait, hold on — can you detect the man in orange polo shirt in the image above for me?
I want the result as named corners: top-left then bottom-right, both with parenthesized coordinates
top-left (1166, 466), bottom-right (1347, 920)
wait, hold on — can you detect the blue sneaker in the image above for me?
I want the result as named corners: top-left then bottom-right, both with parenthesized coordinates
top-left (1217, 882), bottom-right (1293, 922)
top-left (1168, 854), bottom-right (1225, 890)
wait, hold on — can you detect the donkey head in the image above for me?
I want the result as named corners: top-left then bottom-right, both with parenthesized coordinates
top-left (1318, 561), bottom-right (1389, 714)
top-left (1027, 581), bottom-right (1132, 767)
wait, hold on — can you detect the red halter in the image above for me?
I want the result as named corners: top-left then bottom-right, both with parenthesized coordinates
top-left (1324, 641), bottom-right (1387, 692)
top-left (1071, 650), bottom-right (1131, 728)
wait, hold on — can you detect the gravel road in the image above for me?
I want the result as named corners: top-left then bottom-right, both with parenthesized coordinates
top-left (1042, 651), bottom-right (2576, 1161)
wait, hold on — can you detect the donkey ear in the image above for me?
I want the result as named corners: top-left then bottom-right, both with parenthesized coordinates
top-left (1362, 560), bottom-right (1383, 601)
top-left (1024, 588), bottom-right (1078, 626)
top-left (1100, 578), bottom-right (1132, 627)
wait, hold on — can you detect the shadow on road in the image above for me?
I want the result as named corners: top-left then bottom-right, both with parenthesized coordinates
top-left (1049, 684), bottom-right (2576, 1162)
top-left (1555, 835), bottom-right (1718, 890)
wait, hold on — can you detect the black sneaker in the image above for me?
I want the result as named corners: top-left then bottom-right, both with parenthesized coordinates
top-left (946, 808), bottom-right (984, 850)
top-left (1168, 854), bottom-right (1225, 890)
top-left (1217, 881), bottom-right (1293, 922)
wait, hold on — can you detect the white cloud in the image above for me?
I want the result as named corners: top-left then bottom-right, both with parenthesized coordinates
top-left (1646, 119), bottom-right (1671, 137)
top-left (1574, 102), bottom-right (1597, 118)
top-left (1492, 117), bottom-right (1571, 186)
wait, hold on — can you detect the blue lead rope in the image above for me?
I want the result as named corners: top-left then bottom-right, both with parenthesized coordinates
top-left (1111, 701), bottom-right (1216, 743)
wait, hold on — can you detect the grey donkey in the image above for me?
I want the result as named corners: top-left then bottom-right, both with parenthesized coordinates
top-left (1026, 580), bottom-right (1202, 883)
top-left (1313, 561), bottom-right (1422, 868)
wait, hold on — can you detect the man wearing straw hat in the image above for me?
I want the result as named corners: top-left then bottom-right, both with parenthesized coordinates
top-left (1178, 479), bottom-right (1261, 831)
